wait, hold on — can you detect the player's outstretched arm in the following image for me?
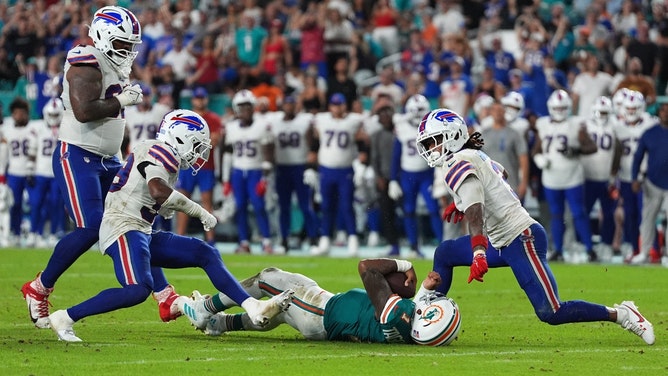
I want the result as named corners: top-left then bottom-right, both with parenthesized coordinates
top-left (358, 258), bottom-right (416, 319)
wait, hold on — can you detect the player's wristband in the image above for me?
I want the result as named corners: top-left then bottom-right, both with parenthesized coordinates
top-left (395, 259), bottom-right (413, 273)
top-left (470, 234), bottom-right (488, 252)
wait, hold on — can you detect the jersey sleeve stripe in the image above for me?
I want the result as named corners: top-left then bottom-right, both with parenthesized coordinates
top-left (380, 295), bottom-right (402, 324)
top-left (445, 161), bottom-right (474, 189)
top-left (148, 145), bottom-right (179, 173)
top-left (67, 55), bottom-right (99, 66)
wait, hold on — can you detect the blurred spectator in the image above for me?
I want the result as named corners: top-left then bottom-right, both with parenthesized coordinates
top-left (626, 21), bottom-right (659, 79)
top-left (517, 32), bottom-right (550, 116)
top-left (0, 47), bottom-right (21, 90)
top-left (612, 0), bottom-right (638, 36)
top-left (370, 0), bottom-right (399, 56)
top-left (298, 72), bottom-right (326, 114)
top-left (475, 64), bottom-right (506, 101)
top-left (258, 19), bottom-right (292, 77)
top-left (369, 66), bottom-right (403, 106)
top-left (298, 10), bottom-right (326, 78)
top-left (159, 34), bottom-right (196, 106)
top-left (251, 73), bottom-right (284, 112)
top-left (571, 53), bottom-right (613, 116)
top-left (615, 57), bottom-right (656, 105)
top-left (478, 30), bottom-right (516, 88)
top-left (186, 34), bottom-right (222, 93)
top-left (0, 2), bottom-right (45, 60)
top-left (326, 57), bottom-right (358, 111)
top-left (432, 0), bottom-right (465, 38)
top-left (324, 1), bottom-right (355, 76)
top-left (235, 11), bottom-right (268, 82)
top-left (439, 56), bottom-right (473, 118)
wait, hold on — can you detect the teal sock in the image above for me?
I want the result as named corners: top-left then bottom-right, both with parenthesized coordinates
top-left (231, 313), bottom-right (245, 331)
top-left (210, 294), bottom-right (230, 312)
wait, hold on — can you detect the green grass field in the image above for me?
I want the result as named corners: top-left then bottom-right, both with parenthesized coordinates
top-left (1, 249), bottom-right (666, 376)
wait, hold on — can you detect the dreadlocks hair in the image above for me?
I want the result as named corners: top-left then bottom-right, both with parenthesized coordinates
top-left (464, 131), bottom-right (484, 150)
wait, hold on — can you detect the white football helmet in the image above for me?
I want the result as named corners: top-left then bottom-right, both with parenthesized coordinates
top-left (472, 94), bottom-right (494, 120)
top-left (42, 97), bottom-right (64, 127)
top-left (416, 108), bottom-right (468, 167)
top-left (411, 293), bottom-right (461, 346)
top-left (88, 6), bottom-right (142, 75)
top-left (547, 89), bottom-right (572, 122)
top-left (612, 88), bottom-right (631, 117)
top-left (501, 91), bottom-right (525, 122)
top-left (232, 89), bottom-right (257, 114)
top-left (591, 96), bottom-right (612, 125)
top-left (157, 110), bottom-right (212, 173)
top-left (405, 94), bottom-right (430, 122)
top-left (621, 90), bottom-right (645, 124)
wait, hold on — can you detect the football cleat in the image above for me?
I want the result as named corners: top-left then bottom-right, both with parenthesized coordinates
top-left (245, 289), bottom-right (294, 327)
top-left (615, 301), bottom-right (655, 345)
top-left (235, 242), bottom-right (251, 254)
top-left (205, 313), bottom-right (233, 336)
top-left (367, 231), bottom-right (380, 247)
top-left (312, 236), bottom-right (330, 256)
top-left (154, 285), bottom-right (182, 322)
top-left (21, 274), bottom-right (53, 329)
top-left (347, 235), bottom-right (359, 257)
top-left (49, 310), bottom-right (82, 342)
top-left (176, 290), bottom-right (212, 330)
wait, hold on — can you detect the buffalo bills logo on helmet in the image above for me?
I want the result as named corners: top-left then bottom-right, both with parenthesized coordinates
top-left (434, 110), bottom-right (461, 123)
top-left (94, 8), bottom-right (140, 35)
top-left (170, 115), bottom-right (205, 131)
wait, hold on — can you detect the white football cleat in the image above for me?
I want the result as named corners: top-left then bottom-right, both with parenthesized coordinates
top-left (628, 253), bottom-right (648, 265)
top-left (366, 231), bottom-right (380, 247)
top-left (334, 230), bottom-right (347, 246)
top-left (21, 275), bottom-right (52, 329)
top-left (312, 236), bottom-right (330, 256)
top-left (347, 234), bottom-right (359, 257)
top-left (615, 301), bottom-right (655, 345)
top-left (205, 313), bottom-right (232, 336)
top-left (49, 310), bottom-right (82, 342)
top-left (176, 290), bottom-right (212, 331)
top-left (245, 289), bottom-right (294, 327)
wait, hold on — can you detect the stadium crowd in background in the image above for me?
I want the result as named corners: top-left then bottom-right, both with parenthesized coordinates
top-left (0, 0), bottom-right (667, 266)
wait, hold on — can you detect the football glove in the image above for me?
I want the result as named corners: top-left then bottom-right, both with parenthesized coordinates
top-left (200, 211), bottom-right (218, 231)
top-left (442, 202), bottom-right (464, 223)
top-left (533, 153), bottom-right (550, 169)
top-left (115, 84), bottom-right (143, 107)
top-left (255, 178), bottom-right (267, 197)
top-left (468, 253), bottom-right (488, 283)
top-left (303, 168), bottom-right (318, 188)
top-left (388, 180), bottom-right (403, 200)
top-left (222, 182), bottom-right (232, 196)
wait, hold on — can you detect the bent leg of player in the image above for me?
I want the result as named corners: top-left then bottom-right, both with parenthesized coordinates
top-left (23, 143), bottom-right (121, 328)
top-left (151, 233), bottom-right (293, 329)
top-left (206, 267), bottom-right (332, 340)
top-left (50, 231), bottom-right (154, 342)
top-left (501, 223), bottom-right (654, 344)
top-left (432, 236), bottom-right (507, 295)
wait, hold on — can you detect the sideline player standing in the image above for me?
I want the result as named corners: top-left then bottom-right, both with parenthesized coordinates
top-left (21, 6), bottom-right (145, 328)
top-left (418, 108), bottom-right (654, 345)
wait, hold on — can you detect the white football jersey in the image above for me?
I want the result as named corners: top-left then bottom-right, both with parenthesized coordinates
top-left (225, 115), bottom-right (274, 170)
top-left (581, 117), bottom-right (617, 182)
top-left (271, 112), bottom-right (314, 166)
top-left (394, 114), bottom-right (429, 173)
top-left (439, 149), bottom-right (536, 248)
top-left (362, 114), bottom-right (383, 138)
top-left (508, 117), bottom-right (529, 136)
top-left (3, 121), bottom-right (37, 177)
top-left (98, 140), bottom-right (181, 252)
top-left (314, 112), bottom-right (364, 168)
top-left (535, 116), bottom-right (586, 189)
top-left (125, 103), bottom-right (171, 154)
top-left (59, 45), bottom-right (129, 157)
top-left (613, 113), bottom-right (656, 182)
top-left (29, 120), bottom-right (59, 178)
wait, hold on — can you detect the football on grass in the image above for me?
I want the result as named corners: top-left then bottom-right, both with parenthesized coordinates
top-left (386, 271), bottom-right (416, 298)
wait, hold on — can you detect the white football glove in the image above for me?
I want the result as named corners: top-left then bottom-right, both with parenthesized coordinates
top-left (352, 159), bottom-right (366, 187)
top-left (303, 168), bottom-right (319, 188)
top-left (388, 180), bottom-right (403, 200)
top-left (115, 84), bottom-right (143, 107)
top-left (200, 211), bottom-right (218, 231)
top-left (533, 153), bottom-right (551, 169)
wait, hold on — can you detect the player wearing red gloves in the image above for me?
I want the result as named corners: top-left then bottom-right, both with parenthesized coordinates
top-left (417, 108), bottom-right (655, 345)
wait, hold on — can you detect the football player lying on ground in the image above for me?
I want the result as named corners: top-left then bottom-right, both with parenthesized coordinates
top-left (176, 258), bottom-right (462, 346)
top-left (416, 108), bottom-right (655, 345)
top-left (48, 110), bottom-right (293, 342)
